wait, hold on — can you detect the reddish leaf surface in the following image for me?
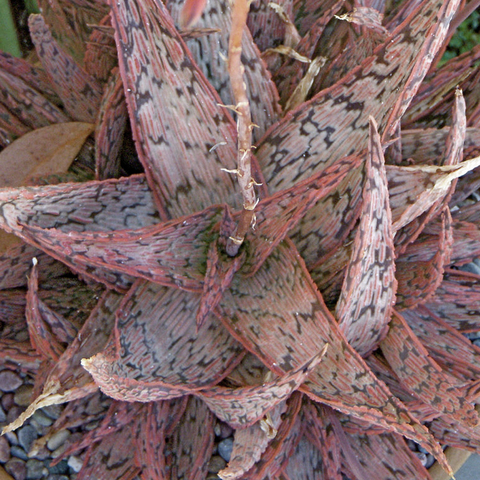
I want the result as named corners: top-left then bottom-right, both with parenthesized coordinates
top-left (216, 241), bottom-right (449, 470)
top-left (0, 339), bottom-right (41, 373)
top-left (198, 346), bottom-right (326, 429)
top-left (29, 14), bottom-right (104, 123)
top-left (303, 402), bottom-right (342, 480)
top-left (256, 0), bottom-right (460, 268)
top-left (403, 306), bottom-right (480, 384)
top-left (219, 402), bottom-right (287, 480)
top-left (395, 208), bottom-right (453, 309)
top-left (110, 0), bottom-right (245, 218)
top-left (77, 423), bottom-right (140, 480)
top-left (21, 205), bottom-right (226, 292)
top-left (2, 290), bottom-right (122, 434)
top-left (239, 392), bottom-right (303, 479)
top-left (168, 0), bottom-right (282, 142)
top-left (430, 415), bottom-right (480, 453)
top-left (380, 310), bottom-right (478, 427)
top-left (95, 71), bottom-right (127, 180)
top-left (82, 280), bottom-right (244, 402)
top-left (424, 269), bottom-right (480, 332)
top-left (133, 400), bottom-right (185, 479)
top-left (282, 435), bottom-right (323, 480)
top-left (26, 262), bottom-right (73, 361)
top-left (245, 153), bottom-right (362, 276)
top-left (166, 396), bottom-right (215, 480)
top-left (335, 117), bottom-right (396, 356)
top-left (344, 432), bottom-right (432, 480)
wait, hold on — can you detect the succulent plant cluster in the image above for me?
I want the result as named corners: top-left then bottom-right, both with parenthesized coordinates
top-left (2, 0), bottom-right (480, 478)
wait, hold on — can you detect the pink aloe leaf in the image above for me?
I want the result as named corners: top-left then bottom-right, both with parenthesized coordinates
top-left (400, 127), bottom-right (480, 166)
top-left (0, 51), bottom-right (59, 104)
top-left (380, 309), bottom-right (479, 427)
top-left (343, 432), bottom-right (432, 480)
top-left (403, 306), bottom-right (480, 384)
top-left (388, 156), bottom-right (480, 234)
top-left (58, 400), bottom-right (142, 461)
top-left (0, 243), bottom-right (69, 290)
top-left (20, 205), bottom-right (226, 293)
top-left (168, 0), bottom-right (282, 142)
top-left (335, 117), bottom-right (396, 357)
top-left (395, 207), bottom-right (453, 310)
top-left (238, 392), bottom-right (303, 479)
top-left (0, 68), bottom-right (69, 130)
top-left (257, 0), bottom-right (459, 267)
top-left (197, 237), bottom-right (245, 328)
top-left (424, 269), bottom-right (480, 332)
top-left (82, 280), bottom-right (244, 402)
top-left (83, 14), bottom-right (118, 84)
top-left (110, 0), bottom-right (247, 218)
top-left (76, 423), bottom-right (141, 480)
top-left (28, 14), bottom-right (104, 123)
top-left (95, 71), bottom-right (128, 180)
top-left (303, 403), bottom-right (342, 480)
top-left (26, 261), bottom-right (75, 361)
top-left (245, 152), bottom-right (362, 276)
top-left (0, 339), bottom-right (41, 373)
top-left (273, 0), bottom-right (345, 106)
top-left (198, 346), bottom-right (326, 429)
top-left (132, 399), bottom-right (187, 479)
top-left (219, 402), bottom-right (288, 480)
top-left (430, 414), bottom-right (480, 453)
top-left (2, 290), bottom-right (123, 434)
top-left (166, 396), bottom-right (215, 480)
top-left (282, 436), bottom-right (324, 480)
top-left (216, 241), bottom-right (450, 471)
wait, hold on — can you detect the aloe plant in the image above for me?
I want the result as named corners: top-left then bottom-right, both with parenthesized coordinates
top-left (2, 0), bottom-right (480, 479)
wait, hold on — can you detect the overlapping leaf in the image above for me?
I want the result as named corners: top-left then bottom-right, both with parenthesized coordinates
top-left (335, 117), bottom-right (396, 356)
top-left (82, 280), bottom-right (244, 402)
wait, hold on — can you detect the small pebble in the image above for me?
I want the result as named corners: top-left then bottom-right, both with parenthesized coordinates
top-left (217, 437), bottom-right (234, 463)
top-left (473, 339), bottom-right (480, 348)
top-left (46, 476), bottom-right (70, 480)
top-left (5, 457), bottom-right (27, 480)
top-left (51, 443), bottom-right (68, 460)
top-left (425, 454), bottom-right (435, 469)
top-left (10, 445), bottom-right (28, 461)
top-left (14, 385), bottom-right (33, 407)
top-left (29, 417), bottom-right (49, 437)
top-left (85, 396), bottom-right (106, 416)
top-left (18, 425), bottom-right (38, 453)
top-left (0, 435), bottom-right (10, 462)
top-left (208, 455), bottom-right (227, 473)
top-left (417, 445), bottom-right (429, 454)
top-left (47, 430), bottom-right (71, 452)
top-left (406, 439), bottom-right (417, 451)
top-left (2, 393), bottom-right (15, 410)
top-left (5, 431), bottom-right (19, 446)
top-left (29, 444), bottom-right (51, 461)
top-left (214, 422), bottom-right (233, 439)
top-left (0, 370), bottom-right (23, 392)
top-left (47, 458), bottom-right (69, 475)
top-left (459, 262), bottom-right (480, 276)
top-left (41, 405), bottom-right (62, 421)
top-left (0, 404), bottom-right (7, 423)
top-left (67, 455), bottom-right (83, 473)
top-left (84, 420), bottom-right (100, 431)
top-left (415, 451), bottom-right (428, 467)
top-left (27, 458), bottom-right (48, 479)
top-left (7, 406), bottom-right (25, 425)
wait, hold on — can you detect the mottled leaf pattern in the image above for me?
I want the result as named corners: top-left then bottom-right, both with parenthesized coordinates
top-left (395, 208), bottom-right (453, 309)
top-left (82, 280), bottom-right (244, 401)
top-left (335, 117), bottom-right (396, 356)
top-left (198, 347), bottom-right (325, 428)
top-left (110, 0), bottom-right (242, 217)
top-left (166, 396), bottom-right (215, 480)
top-left (380, 310), bottom-right (478, 426)
top-left (29, 14), bottom-right (103, 123)
top-left (217, 242), bottom-right (449, 469)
